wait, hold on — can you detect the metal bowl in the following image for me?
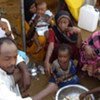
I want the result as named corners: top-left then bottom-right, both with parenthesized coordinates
top-left (55, 85), bottom-right (95, 100)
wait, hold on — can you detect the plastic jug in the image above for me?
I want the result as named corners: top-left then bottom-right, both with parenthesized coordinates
top-left (84, 0), bottom-right (97, 6)
top-left (78, 5), bottom-right (99, 32)
top-left (65, 0), bottom-right (84, 21)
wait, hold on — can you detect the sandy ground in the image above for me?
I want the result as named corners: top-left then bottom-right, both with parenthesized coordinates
top-left (0, 0), bottom-right (100, 100)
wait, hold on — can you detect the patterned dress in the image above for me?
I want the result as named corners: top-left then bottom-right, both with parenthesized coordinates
top-left (80, 31), bottom-right (100, 79)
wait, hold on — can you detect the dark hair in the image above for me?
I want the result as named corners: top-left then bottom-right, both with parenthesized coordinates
top-left (58, 43), bottom-right (71, 56)
top-left (0, 37), bottom-right (17, 52)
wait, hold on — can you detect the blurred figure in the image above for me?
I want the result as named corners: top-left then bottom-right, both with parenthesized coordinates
top-left (24, 0), bottom-right (36, 23)
top-left (80, 31), bottom-right (100, 80)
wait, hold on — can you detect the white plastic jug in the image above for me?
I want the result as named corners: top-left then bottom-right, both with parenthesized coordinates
top-left (84, 0), bottom-right (97, 6)
top-left (78, 4), bottom-right (99, 32)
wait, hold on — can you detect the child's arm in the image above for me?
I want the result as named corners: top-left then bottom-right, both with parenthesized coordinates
top-left (56, 73), bottom-right (76, 84)
top-left (56, 60), bottom-right (77, 83)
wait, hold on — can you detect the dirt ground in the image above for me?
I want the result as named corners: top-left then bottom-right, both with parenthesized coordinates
top-left (0, 0), bottom-right (100, 100)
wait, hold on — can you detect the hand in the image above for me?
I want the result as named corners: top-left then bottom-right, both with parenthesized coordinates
top-left (56, 77), bottom-right (64, 84)
top-left (5, 31), bottom-right (12, 36)
top-left (0, 21), bottom-right (9, 32)
top-left (21, 71), bottom-right (31, 92)
top-left (79, 93), bottom-right (87, 100)
top-left (67, 27), bottom-right (81, 35)
top-left (17, 62), bottom-right (31, 92)
top-left (84, 45), bottom-right (96, 59)
top-left (44, 61), bottom-right (52, 76)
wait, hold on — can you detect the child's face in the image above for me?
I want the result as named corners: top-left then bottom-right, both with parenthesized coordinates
top-left (37, 4), bottom-right (47, 16)
top-left (29, 3), bottom-right (36, 13)
top-left (58, 50), bottom-right (70, 67)
top-left (58, 17), bottom-right (69, 32)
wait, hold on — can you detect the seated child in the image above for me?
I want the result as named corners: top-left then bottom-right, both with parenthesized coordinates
top-left (80, 31), bottom-right (100, 80)
top-left (27, 1), bottom-right (54, 53)
top-left (33, 44), bottom-right (79, 100)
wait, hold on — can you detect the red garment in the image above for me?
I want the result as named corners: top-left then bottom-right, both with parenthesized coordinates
top-left (48, 28), bottom-right (79, 62)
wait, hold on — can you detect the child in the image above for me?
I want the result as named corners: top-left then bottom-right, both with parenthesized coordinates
top-left (27, 2), bottom-right (54, 53)
top-left (33, 44), bottom-right (79, 100)
top-left (29, 1), bottom-right (53, 26)
top-left (44, 10), bottom-right (82, 75)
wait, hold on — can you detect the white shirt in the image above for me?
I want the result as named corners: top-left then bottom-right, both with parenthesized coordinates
top-left (0, 68), bottom-right (32, 100)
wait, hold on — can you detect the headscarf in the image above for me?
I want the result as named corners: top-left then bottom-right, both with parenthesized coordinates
top-left (55, 10), bottom-right (74, 27)
top-left (53, 10), bottom-right (77, 43)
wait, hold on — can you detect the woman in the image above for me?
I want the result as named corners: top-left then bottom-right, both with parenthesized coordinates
top-left (44, 10), bottom-right (82, 75)
top-left (24, 0), bottom-right (36, 23)
top-left (80, 31), bottom-right (100, 79)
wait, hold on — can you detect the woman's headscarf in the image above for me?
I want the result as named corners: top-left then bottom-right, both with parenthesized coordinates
top-left (55, 10), bottom-right (74, 27)
top-left (53, 10), bottom-right (77, 43)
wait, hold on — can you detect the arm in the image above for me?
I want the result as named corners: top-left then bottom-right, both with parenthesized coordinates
top-left (0, 83), bottom-right (32, 100)
top-left (72, 27), bottom-right (82, 48)
top-left (79, 87), bottom-right (100, 100)
top-left (56, 72), bottom-right (76, 84)
top-left (86, 45), bottom-right (96, 58)
top-left (17, 62), bottom-right (31, 92)
top-left (44, 42), bottom-right (54, 75)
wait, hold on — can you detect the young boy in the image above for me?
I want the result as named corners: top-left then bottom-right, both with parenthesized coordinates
top-left (27, 2), bottom-right (54, 53)
top-left (33, 44), bottom-right (79, 100)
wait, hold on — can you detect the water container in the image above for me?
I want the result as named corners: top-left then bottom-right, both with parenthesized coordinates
top-left (84, 0), bottom-right (97, 6)
top-left (78, 5), bottom-right (99, 32)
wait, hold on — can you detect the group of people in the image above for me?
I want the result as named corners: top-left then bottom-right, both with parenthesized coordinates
top-left (0, 0), bottom-right (99, 100)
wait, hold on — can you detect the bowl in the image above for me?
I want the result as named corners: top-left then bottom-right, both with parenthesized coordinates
top-left (55, 85), bottom-right (95, 100)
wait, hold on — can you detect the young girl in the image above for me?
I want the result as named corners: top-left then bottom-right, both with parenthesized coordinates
top-left (44, 10), bottom-right (82, 75)
top-left (33, 44), bottom-right (79, 100)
